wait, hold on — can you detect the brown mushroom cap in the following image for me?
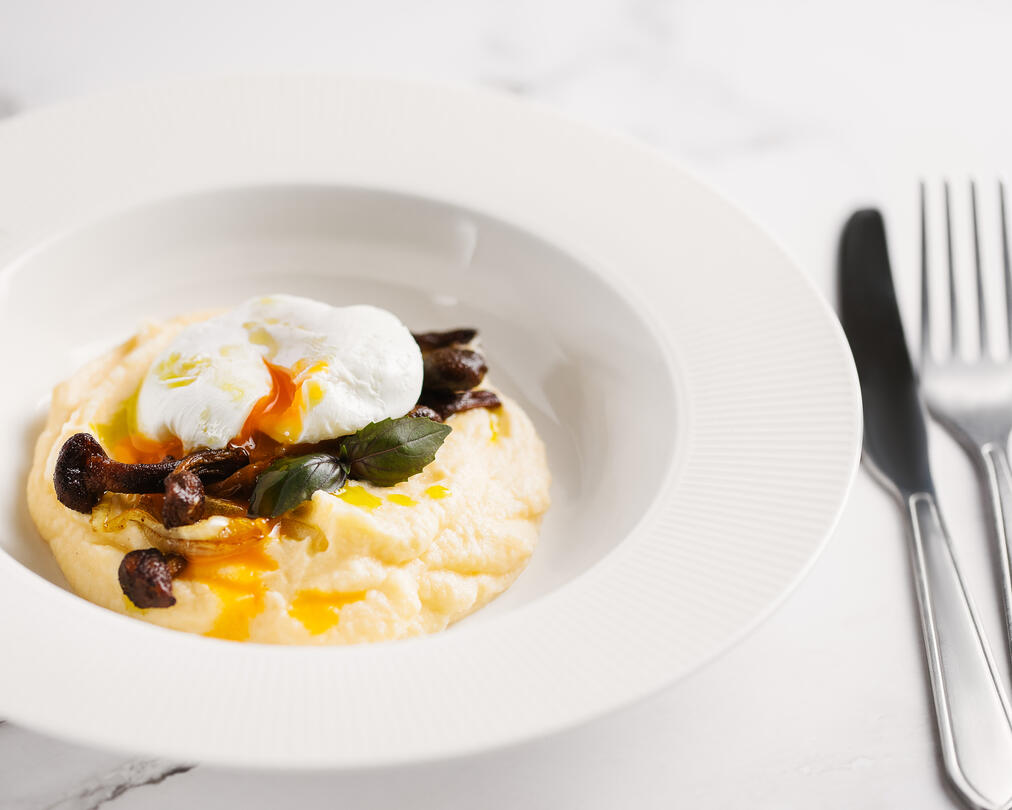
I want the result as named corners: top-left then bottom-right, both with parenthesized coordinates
top-left (53, 432), bottom-right (107, 513)
top-left (118, 548), bottom-right (179, 609)
top-left (422, 347), bottom-right (488, 393)
top-left (412, 328), bottom-right (477, 352)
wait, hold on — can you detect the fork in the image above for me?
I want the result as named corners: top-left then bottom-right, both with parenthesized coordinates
top-left (919, 179), bottom-right (1012, 661)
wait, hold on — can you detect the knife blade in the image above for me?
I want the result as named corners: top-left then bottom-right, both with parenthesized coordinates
top-left (839, 208), bottom-right (932, 496)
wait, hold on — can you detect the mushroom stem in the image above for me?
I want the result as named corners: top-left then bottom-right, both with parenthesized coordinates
top-left (407, 404), bottom-right (444, 422)
top-left (53, 433), bottom-right (249, 519)
top-left (419, 390), bottom-right (502, 421)
top-left (54, 433), bottom-right (175, 513)
top-left (162, 446), bottom-right (249, 528)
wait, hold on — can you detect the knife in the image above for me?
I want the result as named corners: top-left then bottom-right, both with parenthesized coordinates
top-left (840, 209), bottom-right (1012, 810)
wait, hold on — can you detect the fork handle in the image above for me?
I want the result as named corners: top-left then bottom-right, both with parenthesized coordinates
top-left (980, 444), bottom-right (1012, 656)
top-left (906, 492), bottom-right (1012, 809)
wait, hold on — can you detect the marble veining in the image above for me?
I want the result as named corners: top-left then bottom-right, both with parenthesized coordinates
top-left (36, 763), bottom-right (192, 810)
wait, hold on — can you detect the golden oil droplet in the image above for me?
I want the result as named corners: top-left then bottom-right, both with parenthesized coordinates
top-left (338, 485), bottom-right (383, 510)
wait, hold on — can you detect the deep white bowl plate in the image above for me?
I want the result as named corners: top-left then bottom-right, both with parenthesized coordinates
top-left (0, 77), bottom-right (861, 768)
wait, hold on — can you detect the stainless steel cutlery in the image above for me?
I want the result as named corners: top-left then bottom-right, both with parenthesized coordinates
top-left (919, 181), bottom-right (1012, 664)
top-left (841, 206), bottom-right (1012, 810)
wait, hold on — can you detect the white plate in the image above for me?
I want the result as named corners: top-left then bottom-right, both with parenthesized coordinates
top-left (0, 77), bottom-right (861, 768)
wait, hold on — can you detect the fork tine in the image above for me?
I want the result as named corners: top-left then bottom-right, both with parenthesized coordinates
top-left (971, 179), bottom-right (989, 354)
top-left (945, 181), bottom-right (960, 356)
top-left (921, 181), bottom-right (931, 363)
top-left (1001, 180), bottom-right (1012, 351)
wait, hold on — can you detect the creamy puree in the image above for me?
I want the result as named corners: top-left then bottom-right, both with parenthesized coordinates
top-left (27, 315), bottom-right (551, 644)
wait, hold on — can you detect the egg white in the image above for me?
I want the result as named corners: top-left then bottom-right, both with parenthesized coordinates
top-left (136, 295), bottom-right (424, 450)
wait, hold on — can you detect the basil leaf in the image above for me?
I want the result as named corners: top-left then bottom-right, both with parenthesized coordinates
top-left (341, 417), bottom-right (451, 487)
top-left (248, 453), bottom-right (348, 518)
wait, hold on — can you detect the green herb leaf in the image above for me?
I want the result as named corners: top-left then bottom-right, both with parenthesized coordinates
top-left (341, 417), bottom-right (451, 487)
top-left (248, 453), bottom-right (348, 518)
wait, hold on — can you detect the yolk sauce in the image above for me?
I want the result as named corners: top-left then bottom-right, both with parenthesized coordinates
top-left (93, 390), bottom-right (185, 464)
top-left (289, 589), bottom-right (368, 635)
top-left (238, 359), bottom-right (328, 445)
top-left (178, 543), bottom-right (280, 641)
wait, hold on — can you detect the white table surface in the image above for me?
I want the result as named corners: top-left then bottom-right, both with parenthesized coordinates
top-left (2, 1), bottom-right (1011, 807)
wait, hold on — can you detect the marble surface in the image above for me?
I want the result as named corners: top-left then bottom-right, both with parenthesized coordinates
top-left (2, 0), bottom-right (1012, 807)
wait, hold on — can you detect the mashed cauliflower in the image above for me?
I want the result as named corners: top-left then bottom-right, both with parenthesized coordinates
top-left (27, 315), bottom-right (551, 644)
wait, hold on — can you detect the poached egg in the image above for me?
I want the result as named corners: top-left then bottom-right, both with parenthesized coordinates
top-left (136, 295), bottom-right (423, 450)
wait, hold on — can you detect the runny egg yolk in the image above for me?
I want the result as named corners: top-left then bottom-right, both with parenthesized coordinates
top-left (94, 390), bottom-right (184, 464)
top-left (235, 359), bottom-right (328, 445)
top-left (178, 543), bottom-right (280, 641)
top-left (98, 358), bottom-right (329, 463)
top-left (289, 589), bottom-right (368, 635)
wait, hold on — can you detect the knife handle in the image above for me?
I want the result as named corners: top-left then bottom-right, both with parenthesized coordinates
top-left (907, 492), bottom-right (1012, 809)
